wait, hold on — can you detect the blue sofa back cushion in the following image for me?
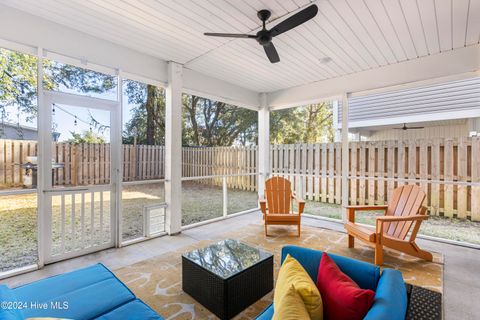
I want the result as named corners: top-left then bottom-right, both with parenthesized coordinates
top-left (281, 246), bottom-right (381, 291)
top-left (364, 269), bottom-right (407, 320)
top-left (0, 285), bottom-right (23, 320)
top-left (12, 263), bottom-right (137, 319)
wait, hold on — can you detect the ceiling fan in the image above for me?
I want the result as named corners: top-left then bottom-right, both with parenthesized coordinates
top-left (393, 123), bottom-right (425, 130)
top-left (204, 5), bottom-right (318, 64)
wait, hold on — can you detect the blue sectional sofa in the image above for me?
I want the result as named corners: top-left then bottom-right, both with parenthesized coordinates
top-left (0, 263), bottom-right (163, 320)
top-left (256, 246), bottom-right (408, 320)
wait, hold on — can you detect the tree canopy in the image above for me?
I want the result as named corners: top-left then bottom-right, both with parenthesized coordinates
top-left (1, 47), bottom-right (334, 146)
top-left (270, 103), bottom-right (333, 144)
top-left (182, 94), bottom-right (257, 146)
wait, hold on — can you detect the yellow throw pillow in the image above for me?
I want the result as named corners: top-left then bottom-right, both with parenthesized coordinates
top-left (274, 254), bottom-right (323, 320)
top-left (273, 284), bottom-right (311, 320)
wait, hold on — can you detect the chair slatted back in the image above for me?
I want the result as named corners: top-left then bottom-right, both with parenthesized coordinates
top-left (384, 185), bottom-right (426, 240)
top-left (265, 177), bottom-right (292, 214)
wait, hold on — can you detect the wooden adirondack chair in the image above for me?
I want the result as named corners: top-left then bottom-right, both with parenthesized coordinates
top-left (344, 185), bottom-right (433, 265)
top-left (259, 177), bottom-right (305, 236)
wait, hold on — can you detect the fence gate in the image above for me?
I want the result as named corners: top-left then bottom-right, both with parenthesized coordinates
top-left (40, 91), bottom-right (120, 264)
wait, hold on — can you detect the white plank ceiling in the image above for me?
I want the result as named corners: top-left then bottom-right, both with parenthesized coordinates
top-left (2, 0), bottom-right (479, 93)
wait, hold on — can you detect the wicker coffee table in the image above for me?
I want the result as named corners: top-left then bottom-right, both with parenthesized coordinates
top-left (182, 239), bottom-right (274, 320)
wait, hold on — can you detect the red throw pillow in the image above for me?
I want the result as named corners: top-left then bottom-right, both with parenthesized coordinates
top-left (316, 252), bottom-right (375, 320)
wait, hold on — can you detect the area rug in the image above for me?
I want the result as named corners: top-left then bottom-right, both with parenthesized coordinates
top-left (114, 224), bottom-right (443, 320)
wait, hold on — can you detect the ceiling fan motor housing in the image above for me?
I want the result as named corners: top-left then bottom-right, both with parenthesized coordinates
top-left (256, 30), bottom-right (272, 46)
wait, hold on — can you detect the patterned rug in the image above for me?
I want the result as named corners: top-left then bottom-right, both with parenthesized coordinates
top-left (114, 224), bottom-right (443, 320)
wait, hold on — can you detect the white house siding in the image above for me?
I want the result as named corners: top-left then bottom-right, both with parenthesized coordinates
top-left (365, 123), bottom-right (468, 141)
top-left (337, 77), bottom-right (480, 131)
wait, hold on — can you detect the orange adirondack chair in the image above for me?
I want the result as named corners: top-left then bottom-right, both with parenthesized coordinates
top-left (344, 185), bottom-right (433, 265)
top-left (259, 177), bottom-right (305, 236)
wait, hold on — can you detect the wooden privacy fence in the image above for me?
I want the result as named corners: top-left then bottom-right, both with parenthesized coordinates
top-left (0, 140), bottom-right (255, 189)
top-left (1, 138), bottom-right (479, 221)
top-left (0, 140), bottom-right (164, 186)
top-left (271, 138), bottom-right (480, 221)
top-left (182, 146), bottom-right (258, 192)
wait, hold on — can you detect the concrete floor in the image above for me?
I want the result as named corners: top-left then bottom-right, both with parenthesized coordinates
top-left (2, 211), bottom-right (479, 319)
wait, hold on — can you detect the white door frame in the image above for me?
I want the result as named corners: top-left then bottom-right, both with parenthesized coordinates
top-left (39, 90), bottom-right (121, 264)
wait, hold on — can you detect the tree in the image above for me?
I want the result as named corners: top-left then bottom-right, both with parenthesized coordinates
top-left (1, 48), bottom-right (114, 119)
top-left (122, 80), bottom-right (165, 145)
top-left (1, 49), bottom-right (43, 124)
top-left (1, 47), bottom-right (333, 147)
top-left (182, 94), bottom-right (257, 146)
top-left (270, 102), bottom-right (333, 144)
top-left (68, 130), bottom-right (106, 144)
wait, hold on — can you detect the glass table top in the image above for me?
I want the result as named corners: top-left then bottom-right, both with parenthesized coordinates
top-left (182, 239), bottom-right (273, 279)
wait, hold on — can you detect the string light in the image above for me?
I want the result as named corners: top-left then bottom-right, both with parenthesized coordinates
top-left (52, 103), bottom-right (56, 115)
top-left (53, 104), bottom-right (108, 130)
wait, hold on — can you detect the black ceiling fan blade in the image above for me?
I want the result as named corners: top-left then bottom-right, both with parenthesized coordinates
top-left (204, 32), bottom-right (256, 38)
top-left (393, 126), bottom-right (425, 130)
top-left (270, 5), bottom-right (318, 37)
top-left (264, 42), bottom-right (280, 63)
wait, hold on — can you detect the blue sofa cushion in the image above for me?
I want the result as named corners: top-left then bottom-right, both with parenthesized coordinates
top-left (256, 304), bottom-right (274, 320)
top-left (281, 246), bottom-right (381, 291)
top-left (256, 246), bottom-right (407, 320)
top-left (364, 269), bottom-right (407, 320)
top-left (94, 299), bottom-right (163, 320)
top-left (0, 285), bottom-right (23, 320)
top-left (12, 264), bottom-right (139, 319)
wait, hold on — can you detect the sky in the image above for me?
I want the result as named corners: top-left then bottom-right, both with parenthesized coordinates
top-left (3, 85), bottom-right (139, 143)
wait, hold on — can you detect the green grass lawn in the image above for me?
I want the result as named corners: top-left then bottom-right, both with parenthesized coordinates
top-left (0, 181), bottom-right (259, 271)
top-left (1, 183), bottom-right (479, 272)
top-left (303, 200), bottom-right (480, 245)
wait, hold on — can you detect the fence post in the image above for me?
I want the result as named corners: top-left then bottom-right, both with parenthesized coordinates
top-left (298, 178), bottom-right (304, 199)
top-left (72, 145), bottom-right (78, 186)
top-left (223, 176), bottom-right (228, 217)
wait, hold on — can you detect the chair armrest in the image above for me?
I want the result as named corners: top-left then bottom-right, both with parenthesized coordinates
top-left (375, 215), bottom-right (428, 234)
top-left (376, 215), bottom-right (428, 222)
top-left (292, 194), bottom-right (305, 214)
top-left (345, 205), bottom-right (388, 223)
top-left (259, 198), bottom-right (267, 214)
top-left (345, 205), bottom-right (389, 211)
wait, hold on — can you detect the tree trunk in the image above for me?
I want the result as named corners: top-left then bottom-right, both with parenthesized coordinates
top-left (146, 85), bottom-right (157, 145)
top-left (188, 96), bottom-right (201, 145)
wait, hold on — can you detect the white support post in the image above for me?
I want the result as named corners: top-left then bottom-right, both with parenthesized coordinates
top-left (258, 93), bottom-right (270, 199)
top-left (341, 93), bottom-right (350, 222)
top-left (36, 47), bottom-right (46, 268)
top-left (165, 62), bottom-right (183, 235)
top-left (113, 75), bottom-right (123, 247)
